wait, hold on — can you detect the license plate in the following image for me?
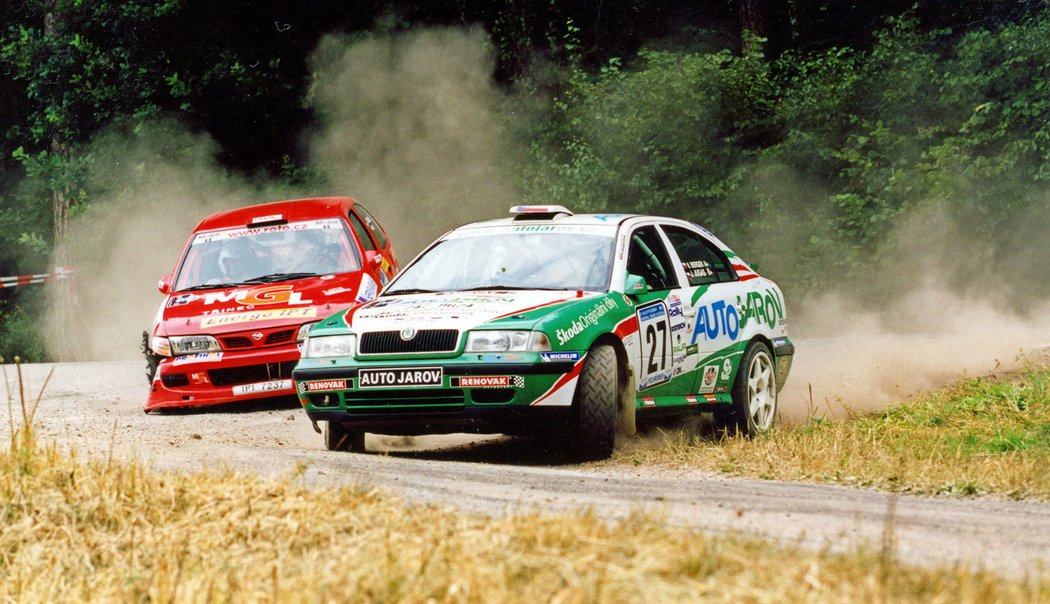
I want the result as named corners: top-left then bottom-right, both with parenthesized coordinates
top-left (358, 367), bottom-right (443, 389)
top-left (232, 379), bottom-right (293, 396)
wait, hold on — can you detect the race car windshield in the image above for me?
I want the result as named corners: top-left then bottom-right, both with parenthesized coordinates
top-left (385, 232), bottom-right (615, 294)
top-left (173, 218), bottom-right (361, 291)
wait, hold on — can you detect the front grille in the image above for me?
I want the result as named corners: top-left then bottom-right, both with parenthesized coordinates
top-left (470, 388), bottom-right (515, 404)
top-left (359, 330), bottom-right (459, 355)
top-left (209, 361), bottom-right (297, 387)
top-left (162, 373), bottom-right (189, 387)
top-left (266, 329), bottom-right (295, 345)
top-left (307, 392), bottom-right (340, 407)
top-left (221, 336), bottom-right (253, 349)
top-left (343, 388), bottom-right (465, 406)
top-left (220, 329), bottom-right (296, 350)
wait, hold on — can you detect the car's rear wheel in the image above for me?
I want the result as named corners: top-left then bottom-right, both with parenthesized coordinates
top-left (715, 341), bottom-right (777, 437)
top-left (324, 421), bottom-right (365, 452)
top-left (574, 344), bottom-right (618, 460)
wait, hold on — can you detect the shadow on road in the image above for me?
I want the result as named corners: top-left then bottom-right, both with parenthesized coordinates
top-left (373, 412), bottom-right (723, 467)
top-left (146, 395), bottom-right (301, 415)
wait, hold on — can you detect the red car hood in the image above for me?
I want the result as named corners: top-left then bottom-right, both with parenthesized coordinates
top-left (157, 274), bottom-right (372, 337)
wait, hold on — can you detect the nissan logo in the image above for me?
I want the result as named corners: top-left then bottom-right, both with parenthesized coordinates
top-left (251, 332), bottom-right (264, 341)
top-left (399, 327), bottom-right (417, 341)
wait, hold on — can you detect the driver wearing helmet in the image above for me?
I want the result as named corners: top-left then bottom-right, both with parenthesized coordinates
top-left (217, 238), bottom-right (262, 283)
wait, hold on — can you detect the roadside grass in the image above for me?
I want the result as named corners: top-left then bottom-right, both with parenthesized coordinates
top-left (3, 359), bottom-right (1047, 601)
top-left (2, 437), bottom-right (1048, 602)
top-left (619, 362), bottom-right (1050, 500)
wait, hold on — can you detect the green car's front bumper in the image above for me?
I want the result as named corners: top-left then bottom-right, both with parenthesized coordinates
top-left (292, 357), bottom-right (580, 436)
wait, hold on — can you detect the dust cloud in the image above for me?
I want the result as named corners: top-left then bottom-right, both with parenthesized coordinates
top-left (48, 27), bottom-right (520, 362)
top-left (45, 23), bottom-right (1048, 428)
top-left (306, 28), bottom-right (518, 259)
top-left (47, 122), bottom-right (273, 361)
top-left (775, 199), bottom-right (1050, 422)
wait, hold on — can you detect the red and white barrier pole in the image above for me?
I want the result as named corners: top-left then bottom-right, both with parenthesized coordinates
top-left (0, 267), bottom-right (73, 289)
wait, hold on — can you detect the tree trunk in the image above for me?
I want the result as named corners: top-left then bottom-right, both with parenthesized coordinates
top-left (44, 0), bottom-right (77, 361)
top-left (738, 0), bottom-right (792, 59)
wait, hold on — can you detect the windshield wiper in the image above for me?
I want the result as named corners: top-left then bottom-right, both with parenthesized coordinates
top-left (240, 272), bottom-right (319, 284)
top-left (467, 285), bottom-right (569, 291)
top-left (383, 288), bottom-right (440, 296)
top-left (178, 283), bottom-right (241, 292)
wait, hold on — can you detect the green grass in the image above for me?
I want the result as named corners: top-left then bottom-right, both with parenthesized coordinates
top-left (617, 363), bottom-right (1050, 500)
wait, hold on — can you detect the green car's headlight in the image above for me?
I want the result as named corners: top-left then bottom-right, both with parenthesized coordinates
top-left (296, 322), bottom-right (318, 342)
top-left (303, 334), bottom-right (356, 358)
top-left (169, 335), bottom-right (221, 355)
top-left (465, 330), bottom-right (551, 352)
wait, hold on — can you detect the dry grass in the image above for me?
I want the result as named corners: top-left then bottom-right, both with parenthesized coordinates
top-left (2, 442), bottom-right (1048, 603)
top-left (2, 359), bottom-right (1049, 602)
top-left (620, 363), bottom-right (1050, 500)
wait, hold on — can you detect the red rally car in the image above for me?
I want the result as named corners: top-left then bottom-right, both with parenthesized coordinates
top-left (143, 197), bottom-right (398, 412)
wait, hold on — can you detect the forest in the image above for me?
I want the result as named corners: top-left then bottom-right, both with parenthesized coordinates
top-left (1, 0), bottom-right (1048, 360)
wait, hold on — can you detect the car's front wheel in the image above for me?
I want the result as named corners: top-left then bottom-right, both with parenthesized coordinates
top-left (141, 330), bottom-right (160, 383)
top-left (324, 421), bottom-right (366, 452)
top-left (574, 344), bottom-right (618, 460)
top-left (715, 341), bottom-right (777, 437)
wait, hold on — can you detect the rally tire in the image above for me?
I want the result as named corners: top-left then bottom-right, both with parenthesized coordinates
top-left (324, 421), bottom-right (366, 453)
top-left (141, 331), bottom-right (159, 383)
top-left (715, 342), bottom-right (777, 437)
top-left (574, 344), bottom-right (618, 460)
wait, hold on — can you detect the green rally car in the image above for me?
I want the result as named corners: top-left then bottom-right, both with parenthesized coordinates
top-left (292, 206), bottom-right (794, 458)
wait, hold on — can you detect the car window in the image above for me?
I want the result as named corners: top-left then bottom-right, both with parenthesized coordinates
top-left (347, 211), bottom-right (377, 252)
top-left (626, 225), bottom-right (678, 291)
top-left (662, 225), bottom-right (735, 285)
top-left (353, 204), bottom-right (390, 249)
top-left (174, 218), bottom-right (362, 290)
top-left (385, 231), bottom-right (614, 293)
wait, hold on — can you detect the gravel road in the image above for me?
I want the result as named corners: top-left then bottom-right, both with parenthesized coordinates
top-left (4, 357), bottom-right (1049, 579)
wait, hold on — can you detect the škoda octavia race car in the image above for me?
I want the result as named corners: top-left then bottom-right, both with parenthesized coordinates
top-left (293, 206), bottom-right (793, 458)
top-left (143, 197), bottom-right (398, 412)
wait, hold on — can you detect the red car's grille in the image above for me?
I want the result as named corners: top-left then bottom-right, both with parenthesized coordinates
top-left (220, 329), bottom-right (296, 350)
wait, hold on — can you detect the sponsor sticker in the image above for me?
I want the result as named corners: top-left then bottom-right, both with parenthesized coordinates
top-left (358, 367), bottom-right (443, 388)
top-left (232, 379), bottom-right (293, 396)
top-left (172, 352), bottom-right (223, 366)
top-left (454, 375), bottom-right (525, 388)
top-left (699, 364), bottom-right (719, 393)
top-left (200, 307), bottom-right (316, 328)
top-left (539, 351), bottom-right (581, 362)
top-left (720, 358), bottom-right (733, 381)
top-left (303, 379), bottom-right (348, 391)
top-left (356, 274), bottom-right (378, 303)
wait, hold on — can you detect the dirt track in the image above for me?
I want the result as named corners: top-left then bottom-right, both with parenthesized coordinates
top-left (4, 356), bottom-right (1050, 579)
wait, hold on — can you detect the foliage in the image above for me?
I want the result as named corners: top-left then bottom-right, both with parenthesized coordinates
top-left (523, 9), bottom-right (1050, 303)
top-left (0, 289), bottom-right (48, 363)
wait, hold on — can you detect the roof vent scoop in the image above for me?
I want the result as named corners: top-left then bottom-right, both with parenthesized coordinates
top-left (510, 205), bottom-right (574, 221)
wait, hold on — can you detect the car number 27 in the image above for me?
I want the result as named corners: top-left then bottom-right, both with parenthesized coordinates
top-left (636, 301), bottom-right (671, 389)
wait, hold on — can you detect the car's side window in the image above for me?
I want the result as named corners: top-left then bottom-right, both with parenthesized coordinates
top-left (662, 225), bottom-right (735, 285)
top-left (347, 211), bottom-right (377, 252)
top-left (626, 226), bottom-right (678, 290)
top-left (354, 205), bottom-right (390, 250)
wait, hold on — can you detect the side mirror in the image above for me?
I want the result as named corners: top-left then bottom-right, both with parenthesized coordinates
top-left (158, 274), bottom-right (173, 295)
top-left (623, 273), bottom-right (649, 296)
top-left (364, 250), bottom-right (383, 266)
